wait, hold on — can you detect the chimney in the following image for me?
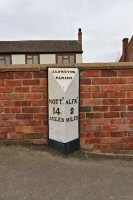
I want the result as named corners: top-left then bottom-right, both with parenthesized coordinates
top-left (78, 28), bottom-right (82, 47)
top-left (122, 38), bottom-right (129, 61)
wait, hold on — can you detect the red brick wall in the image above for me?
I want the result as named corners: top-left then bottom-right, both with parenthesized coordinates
top-left (80, 67), bottom-right (133, 153)
top-left (0, 69), bottom-right (48, 145)
top-left (0, 64), bottom-right (133, 153)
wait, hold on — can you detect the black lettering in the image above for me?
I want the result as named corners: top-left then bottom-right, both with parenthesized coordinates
top-left (53, 107), bottom-right (60, 115)
top-left (66, 117), bottom-right (70, 122)
top-left (70, 107), bottom-right (74, 114)
top-left (74, 116), bottom-right (79, 120)
top-left (49, 116), bottom-right (64, 122)
top-left (65, 98), bottom-right (78, 104)
top-left (66, 116), bottom-right (79, 122)
top-left (49, 99), bottom-right (63, 105)
top-left (52, 70), bottom-right (75, 74)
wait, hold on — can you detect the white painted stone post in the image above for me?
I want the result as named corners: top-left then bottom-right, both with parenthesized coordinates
top-left (48, 68), bottom-right (79, 154)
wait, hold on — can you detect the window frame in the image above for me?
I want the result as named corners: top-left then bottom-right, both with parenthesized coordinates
top-left (0, 55), bottom-right (12, 64)
top-left (56, 54), bottom-right (76, 64)
top-left (25, 54), bottom-right (40, 64)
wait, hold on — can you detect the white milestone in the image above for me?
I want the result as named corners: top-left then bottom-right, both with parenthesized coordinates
top-left (48, 68), bottom-right (79, 154)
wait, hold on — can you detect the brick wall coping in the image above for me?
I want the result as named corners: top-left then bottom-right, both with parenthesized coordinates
top-left (0, 62), bottom-right (133, 72)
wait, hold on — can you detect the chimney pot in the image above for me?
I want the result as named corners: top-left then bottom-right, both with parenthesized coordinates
top-left (122, 38), bottom-right (129, 61)
top-left (78, 28), bottom-right (82, 47)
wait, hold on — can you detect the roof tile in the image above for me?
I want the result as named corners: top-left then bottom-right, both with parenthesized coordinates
top-left (0, 40), bottom-right (82, 53)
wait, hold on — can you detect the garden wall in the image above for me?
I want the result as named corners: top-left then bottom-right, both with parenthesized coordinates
top-left (0, 63), bottom-right (133, 153)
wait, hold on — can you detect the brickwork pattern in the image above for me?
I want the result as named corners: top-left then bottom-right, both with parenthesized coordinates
top-left (0, 64), bottom-right (133, 153)
top-left (0, 71), bottom-right (48, 145)
top-left (80, 69), bottom-right (133, 153)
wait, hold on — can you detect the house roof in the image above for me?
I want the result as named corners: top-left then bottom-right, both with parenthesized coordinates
top-left (0, 40), bottom-right (83, 54)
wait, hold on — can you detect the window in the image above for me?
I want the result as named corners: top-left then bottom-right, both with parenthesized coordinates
top-left (25, 54), bottom-right (40, 64)
top-left (128, 56), bottom-right (132, 61)
top-left (0, 55), bottom-right (11, 64)
top-left (56, 54), bottom-right (75, 64)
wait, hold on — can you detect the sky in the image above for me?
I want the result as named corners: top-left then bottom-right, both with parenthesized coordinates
top-left (0, 0), bottom-right (133, 62)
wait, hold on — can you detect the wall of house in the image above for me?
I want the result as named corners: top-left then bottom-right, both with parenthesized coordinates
top-left (76, 54), bottom-right (82, 63)
top-left (40, 54), bottom-right (56, 64)
top-left (1, 63), bottom-right (133, 153)
top-left (11, 54), bottom-right (82, 64)
top-left (12, 55), bottom-right (25, 64)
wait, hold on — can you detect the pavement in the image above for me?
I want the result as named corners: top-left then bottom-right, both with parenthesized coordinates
top-left (0, 145), bottom-right (133, 200)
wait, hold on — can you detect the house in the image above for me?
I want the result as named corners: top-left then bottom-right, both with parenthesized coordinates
top-left (0, 28), bottom-right (83, 65)
top-left (119, 36), bottom-right (133, 62)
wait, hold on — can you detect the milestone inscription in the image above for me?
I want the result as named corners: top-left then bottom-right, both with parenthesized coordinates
top-left (48, 68), bottom-right (79, 144)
